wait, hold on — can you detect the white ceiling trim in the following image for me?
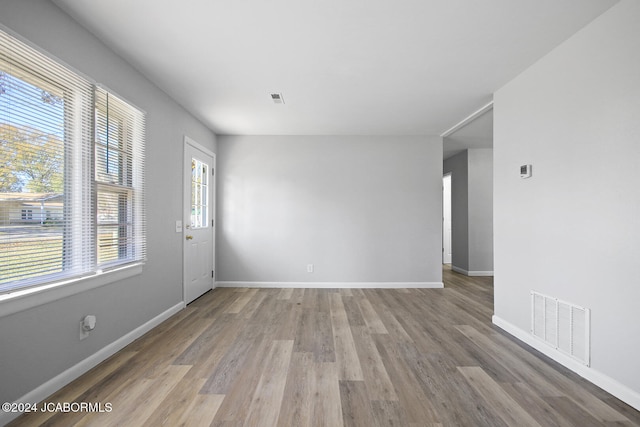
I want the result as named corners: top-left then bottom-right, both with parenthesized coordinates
top-left (441, 101), bottom-right (494, 138)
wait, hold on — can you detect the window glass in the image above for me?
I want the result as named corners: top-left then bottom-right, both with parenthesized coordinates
top-left (0, 29), bottom-right (145, 294)
top-left (0, 69), bottom-right (67, 286)
top-left (190, 157), bottom-right (208, 229)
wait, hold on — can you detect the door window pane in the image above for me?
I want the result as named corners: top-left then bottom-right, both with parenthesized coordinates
top-left (190, 157), bottom-right (208, 228)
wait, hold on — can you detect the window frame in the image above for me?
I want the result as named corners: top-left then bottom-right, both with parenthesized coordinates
top-left (0, 26), bottom-right (146, 306)
top-left (94, 88), bottom-right (144, 268)
top-left (0, 38), bottom-right (92, 290)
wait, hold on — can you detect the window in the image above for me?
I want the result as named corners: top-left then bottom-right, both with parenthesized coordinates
top-left (95, 87), bottom-right (145, 267)
top-left (190, 157), bottom-right (209, 229)
top-left (0, 29), bottom-right (145, 294)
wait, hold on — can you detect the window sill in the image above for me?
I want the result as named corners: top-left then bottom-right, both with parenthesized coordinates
top-left (0, 263), bottom-right (143, 318)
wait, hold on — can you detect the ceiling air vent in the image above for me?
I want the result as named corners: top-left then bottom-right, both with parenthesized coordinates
top-left (270, 93), bottom-right (285, 104)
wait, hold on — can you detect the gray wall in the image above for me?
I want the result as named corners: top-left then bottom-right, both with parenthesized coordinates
top-left (443, 148), bottom-right (493, 274)
top-left (494, 0), bottom-right (640, 399)
top-left (217, 135), bottom-right (443, 284)
top-left (468, 149), bottom-right (493, 272)
top-left (0, 0), bottom-right (216, 404)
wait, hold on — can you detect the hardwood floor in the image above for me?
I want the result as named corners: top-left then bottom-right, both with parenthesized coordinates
top-left (10, 266), bottom-right (640, 426)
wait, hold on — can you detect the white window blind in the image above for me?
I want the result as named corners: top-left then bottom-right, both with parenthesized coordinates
top-left (0, 28), bottom-right (145, 294)
top-left (94, 87), bottom-right (146, 267)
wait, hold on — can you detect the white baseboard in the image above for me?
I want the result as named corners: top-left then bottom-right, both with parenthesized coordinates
top-left (492, 315), bottom-right (640, 411)
top-left (451, 266), bottom-right (493, 276)
top-left (469, 271), bottom-right (493, 276)
top-left (215, 281), bottom-right (444, 289)
top-left (0, 302), bottom-right (185, 426)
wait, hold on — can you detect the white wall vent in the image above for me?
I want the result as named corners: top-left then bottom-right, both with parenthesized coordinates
top-left (531, 291), bottom-right (590, 366)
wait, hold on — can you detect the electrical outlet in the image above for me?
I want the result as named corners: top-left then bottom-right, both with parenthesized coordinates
top-left (79, 315), bottom-right (97, 340)
top-left (307, 264), bottom-right (314, 273)
top-left (79, 322), bottom-right (89, 340)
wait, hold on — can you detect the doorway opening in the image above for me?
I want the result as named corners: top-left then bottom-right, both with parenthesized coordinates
top-left (443, 173), bottom-right (452, 264)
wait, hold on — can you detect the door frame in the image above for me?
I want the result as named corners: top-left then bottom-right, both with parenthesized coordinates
top-left (442, 172), bottom-right (452, 264)
top-left (183, 135), bottom-right (216, 304)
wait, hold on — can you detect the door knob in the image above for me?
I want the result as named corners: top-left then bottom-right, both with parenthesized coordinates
top-left (185, 235), bottom-right (193, 240)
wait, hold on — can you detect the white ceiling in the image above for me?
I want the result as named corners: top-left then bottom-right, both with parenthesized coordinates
top-left (53, 0), bottom-right (616, 137)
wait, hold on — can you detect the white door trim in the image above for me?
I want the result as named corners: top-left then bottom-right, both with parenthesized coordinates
top-left (184, 135), bottom-right (215, 157)
top-left (183, 135), bottom-right (216, 304)
top-left (442, 173), bottom-right (452, 264)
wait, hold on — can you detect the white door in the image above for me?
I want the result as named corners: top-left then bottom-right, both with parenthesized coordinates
top-left (442, 173), bottom-right (452, 264)
top-left (183, 137), bottom-right (215, 304)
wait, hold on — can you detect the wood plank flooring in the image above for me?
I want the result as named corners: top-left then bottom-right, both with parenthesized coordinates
top-left (10, 266), bottom-right (640, 426)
